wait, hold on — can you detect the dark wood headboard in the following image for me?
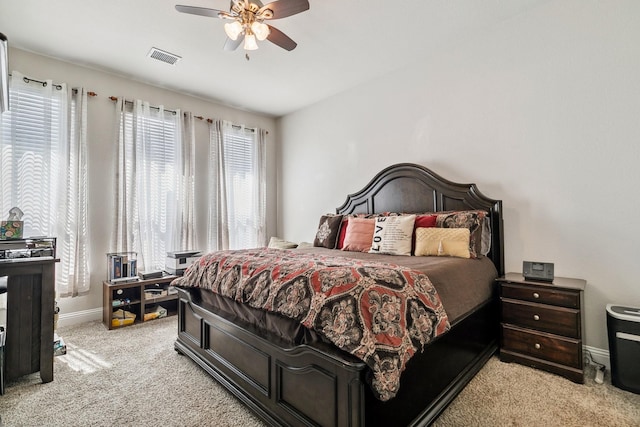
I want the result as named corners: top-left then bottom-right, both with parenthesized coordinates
top-left (336, 163), bottom-right (504, 275)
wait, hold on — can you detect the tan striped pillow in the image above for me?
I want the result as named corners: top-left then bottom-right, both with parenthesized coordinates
top-left (414, 228), bottom-right (471, 258)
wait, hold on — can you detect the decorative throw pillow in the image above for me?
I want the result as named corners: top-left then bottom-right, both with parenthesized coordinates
top-left (353, 212), bottom-right (401, 218)
top-left (313, 214), bottom-right (343, 249)
top-left (414, 228), bottom-right (471, 258)
top-left (336, 216), bottom-right (350, 249)
top-left (414, 214), bottom-right (438, 229)
top-left (369, 214), bottom-right (416, 256)
top-left (338, 213), bottom-right (401, 248)
top-left (480, 218), bottom-right (492, 256)
top-left (268, 236), bottom-right (298, 249)
top-left (412, 214), bottom-right (437, 254)
top-left (435, 210), bottom-right (487, 258)
top-left (341, 217), bottom-right (376, 252)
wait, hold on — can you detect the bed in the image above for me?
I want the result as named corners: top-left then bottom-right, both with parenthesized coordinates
top-left (173, 162), bottom-right (504, 426)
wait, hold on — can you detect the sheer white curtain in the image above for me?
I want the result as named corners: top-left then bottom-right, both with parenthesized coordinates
top-left (207, 120), bottom-right (266, 251)
top-left (56, 87), bottom-right (90, 296)
top-left (207, 119), bottom-right (227, 250)
top-left (112, 99), bottom-right (194, 271)
top-left (255, 128), bottom-right (267, 246)
top-left (178, 112), bottom-right (196, 250)
top-left (0, 71), bottom-right (89, 296)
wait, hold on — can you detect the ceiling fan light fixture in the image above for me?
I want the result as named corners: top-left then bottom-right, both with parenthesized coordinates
top-left (251, 21), bottom-right (270, 41)
top-left (176, 0), bottom-right (310, 53)
top-left (224, 21), bottom-right (243, 40)
top-left (243, 33), bottom-right (259, 50)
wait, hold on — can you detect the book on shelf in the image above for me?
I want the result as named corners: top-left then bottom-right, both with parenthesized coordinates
top-left (110, 276), bottom-right (139, 284)
top-left (107, 252), bottom-right (138, 282)
top-left (112, 255), bottom-right (122, 280)
top-left (129, 259), bottom-right (137, 276)
top-left (144, 288), bottom-right (168, 298)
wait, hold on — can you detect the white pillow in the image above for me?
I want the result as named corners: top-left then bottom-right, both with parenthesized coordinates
top-left (268, 236), bottom-right (298, 249)
top-left (368, 214), bottom-right (416, 256)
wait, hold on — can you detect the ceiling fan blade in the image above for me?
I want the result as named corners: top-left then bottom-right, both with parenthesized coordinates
top-left (260, 0), bottom-right (309, 20)
top-left (175, 5), bottom-right (225, 18)
top-left (266, 25), bottom-right (297, 51)
top-left (224, 36), bottom-right (243, 51)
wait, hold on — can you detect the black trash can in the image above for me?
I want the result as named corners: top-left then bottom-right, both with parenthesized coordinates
top-left (606, 304), bottom-right (640, 394)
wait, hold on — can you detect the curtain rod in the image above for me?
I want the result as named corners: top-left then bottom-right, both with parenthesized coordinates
top-left (110, 95), bottom-right (209, 121)
top-left (109, 96), bottom-right (178, 115)
top-left (108, 95), bottom-right (267, 133)
top-left (9, 73), bottom-right (97, 96)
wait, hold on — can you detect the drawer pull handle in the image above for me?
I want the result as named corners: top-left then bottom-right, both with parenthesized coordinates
top-left (533, 292), bottom-right (540, 299)
top-left (534, 343), bottom-right (541, 349)
top-left (533, 314), bottom-right (540, 321)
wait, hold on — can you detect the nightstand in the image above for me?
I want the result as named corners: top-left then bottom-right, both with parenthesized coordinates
top-left (498, 272), bottom-right (586, 383)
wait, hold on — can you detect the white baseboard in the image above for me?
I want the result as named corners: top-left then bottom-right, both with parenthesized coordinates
top-left (584, 345), bottom-right (610, 371)
top-left (57, 307), bottom-right (102, 328)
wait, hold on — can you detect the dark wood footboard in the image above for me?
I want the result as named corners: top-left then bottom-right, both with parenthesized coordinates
top-left (364, 296), bottom-right (498, 426)
top-left (175, 288), bottom-right (368, 426)
top-left (175, 287), bottom-right (498, 427)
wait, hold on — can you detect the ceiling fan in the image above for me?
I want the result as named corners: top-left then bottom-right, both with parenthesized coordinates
top-left (175, 0), bottom-right (310, 52)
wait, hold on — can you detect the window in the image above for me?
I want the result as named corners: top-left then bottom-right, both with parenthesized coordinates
top-left (115, 101), bottom-right (184, 271)
top-left (0, 72), bottom-right (90, 296)
top-left (208, 121), bottom-right (266, 251)
top-left (0, 78), bottom-right (65, 236)
top-left (224, 126), bottom-right (263, 249)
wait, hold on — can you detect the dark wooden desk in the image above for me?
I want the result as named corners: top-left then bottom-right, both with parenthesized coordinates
top-left (0, 257), bottom-right (57, 383)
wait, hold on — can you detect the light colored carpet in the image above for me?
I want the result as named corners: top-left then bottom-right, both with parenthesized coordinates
top-left (1, 317), bottom-right (638, 426)
top-left (433, 354), bottom-right (640, 427)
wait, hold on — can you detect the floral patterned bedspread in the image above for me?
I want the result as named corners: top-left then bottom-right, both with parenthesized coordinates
top-left (172, 248), bottom-right (450, 401)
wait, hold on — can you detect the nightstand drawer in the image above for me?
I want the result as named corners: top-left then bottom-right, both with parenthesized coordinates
top-left (501, 283), bottom-right (579, 308)
top-left (502, 299), bottom-right (580, 338)
top-left (501, 325), bottom-right (582, 368)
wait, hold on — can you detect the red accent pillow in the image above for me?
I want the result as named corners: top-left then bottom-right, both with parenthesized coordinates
top-left (336, 217), bottom-right (349, 249)
top-left (414, 214), bottom-right (437, 228)
top-left (412, 214), bottom-right (437, 254)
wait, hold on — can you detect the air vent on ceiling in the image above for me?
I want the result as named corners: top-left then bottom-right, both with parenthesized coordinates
top-left (147, 47), bottom-right (181, 65)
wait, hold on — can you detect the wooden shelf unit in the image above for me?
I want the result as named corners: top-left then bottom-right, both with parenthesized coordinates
top-left (103, 274), bottom-right (178, 330)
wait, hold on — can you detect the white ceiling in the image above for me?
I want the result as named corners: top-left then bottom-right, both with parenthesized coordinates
top-left (0, 0), bottom-right (546, 117)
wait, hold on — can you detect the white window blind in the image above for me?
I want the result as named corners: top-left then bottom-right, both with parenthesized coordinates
top-left (119, 103), bottom-right (180, 271)
top-left (1, 74), bottom-right (91, 296)
top-left (223, 125), bottom-right (263, 249)
top-left (0, 78), bottom-right (64, 237)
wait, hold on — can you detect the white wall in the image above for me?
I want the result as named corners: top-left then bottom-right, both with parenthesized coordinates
top-left (278, 0), bottom-right (640, 351)
top-left (8, 48), bottom-right (277, 325)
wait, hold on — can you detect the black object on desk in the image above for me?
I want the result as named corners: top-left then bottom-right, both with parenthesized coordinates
top-left (0, 257), bottom-right (57, 390)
